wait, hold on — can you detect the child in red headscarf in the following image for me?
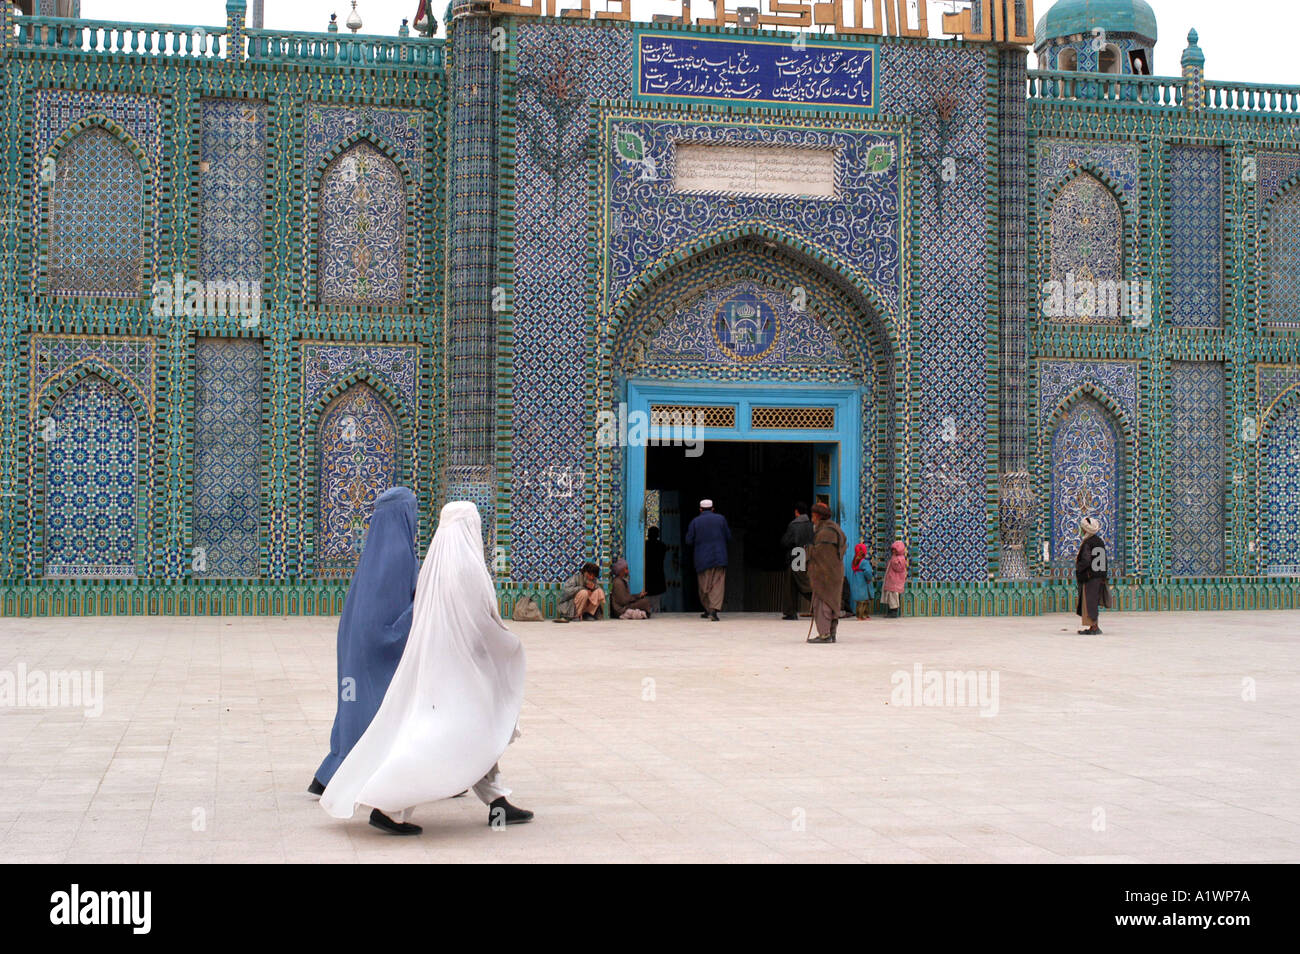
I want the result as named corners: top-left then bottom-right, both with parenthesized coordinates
top-left (881, 540), bottom-right (908, 618)
top-left (848, 543), bottom-right (876, 620)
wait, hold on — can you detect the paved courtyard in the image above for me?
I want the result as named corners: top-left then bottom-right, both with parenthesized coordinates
top-left (1, 609), bottom-right (1297, 864)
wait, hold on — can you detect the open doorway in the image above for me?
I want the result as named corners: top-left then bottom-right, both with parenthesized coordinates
top-left (644, 441), bottom-right (821, 613)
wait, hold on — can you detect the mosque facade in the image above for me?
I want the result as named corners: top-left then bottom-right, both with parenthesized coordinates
top-left (1, 0), bottom-right (1298, 618)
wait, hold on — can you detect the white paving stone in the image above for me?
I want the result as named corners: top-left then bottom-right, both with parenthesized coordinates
top-left (0, 610), bottom-right (1297, 863)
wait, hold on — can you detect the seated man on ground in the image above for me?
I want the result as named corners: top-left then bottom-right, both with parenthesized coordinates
top-left (557, 561), bottom-right (605, 621)
top-left (610, 558), bottom-right (654, 619)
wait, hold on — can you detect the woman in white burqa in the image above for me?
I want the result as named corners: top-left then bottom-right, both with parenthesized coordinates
top-left (321, 501), bottom-right (532, 835)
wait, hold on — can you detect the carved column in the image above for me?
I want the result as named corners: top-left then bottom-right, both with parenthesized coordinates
top-left (997, 45), bottom-right (1034, 579)
top-left (444, 0), bottom-right (499, 554)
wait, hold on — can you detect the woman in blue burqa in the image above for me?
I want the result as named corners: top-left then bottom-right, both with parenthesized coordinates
top-left (308, 487), bottom-right (420, 797)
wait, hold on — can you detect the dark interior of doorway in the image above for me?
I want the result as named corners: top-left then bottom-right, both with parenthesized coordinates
top-left (645, 441), bottom-right (814, 613)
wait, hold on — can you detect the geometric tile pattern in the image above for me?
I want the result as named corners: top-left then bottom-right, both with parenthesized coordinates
top-left (315, 383), bottom-right (400, 579)
top-left (1038, 360), bottom-right (1138, 430)
top-left (1168, 361), bottom-right (1225, 575)
top-left (1168, 146), bottom-right (1223, 328)
top-left (1255, 151), bottom-right (1300, 213)
top-left (1264, 401), bottom-right (1300, 576)
top-left (507, 20), bottom-right (636, 579)
top-left (1266, 185), bottom-right (1300, 328)
top-left (1051, 397), bottom-right (1123, 573)
top-left (880, 43), bottom-right (990, 583)
top-left (1048, 173), bottom-right (1123, 324)
top-left (318, 142), bottom-right (406, 305)
top-left (33, 87), bottom-right (161, 158)
top-left (304, 103), bottom-right (424, 172)
top-left (192, 338), bottom-right (262, 578)
top-left (25, 334), bottom-right (157, 583)
top-left (32, 88), bottom-right (161, 294)
top-left (1037, 139), bottom-right (1140, 203)
top-left (29, 334), bottom-right (157, 418)
top-left (43, 375), bottom-right (138, 578)
top-left (300, 342), bottom-right (418, 418)
top-left (199, 99), bottom-right (266, 285)
top-left (46, 128), bottom-right (144, 297)
top-left (1258, 365), bottom-right (1300, 417)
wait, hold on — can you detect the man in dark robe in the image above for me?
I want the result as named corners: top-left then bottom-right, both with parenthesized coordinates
top-left (779, 502), bottom-right (814, 620)
top-left (806, 502), bottom-right (846, 644)
top-left (1075, 517), bottom-right (1112, 635)
top-left (685, 499), bottom-right (730, 621)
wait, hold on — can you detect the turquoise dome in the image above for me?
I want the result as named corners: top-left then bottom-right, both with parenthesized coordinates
top-left (1034, 0), bottom-right (1158, 50)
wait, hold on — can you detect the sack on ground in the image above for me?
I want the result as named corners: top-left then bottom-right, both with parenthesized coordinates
top-left (512, 596), bottom-right (544, 622)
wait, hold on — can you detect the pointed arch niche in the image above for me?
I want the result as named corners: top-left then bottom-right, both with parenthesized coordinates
top-left (44, 123), bottom-right (147, 297)
top-left (1262, 390), bottom-right (1300, 575)
top-left (41, 373), bottom-right (141, 578)
top-left (313, 381), bottom-right (402, 578)
top-left (1265, 176), bottom-right (1300, 328)
top-left (315, 139), bottom-right (409, 306)
top-left (1046, 170), bottom-right (1126, 325)
top-left (1048, 394), bottom-right (1126, 573)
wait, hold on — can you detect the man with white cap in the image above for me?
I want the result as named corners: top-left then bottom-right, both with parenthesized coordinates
top-left (685, 498), bottom-right (730, 622)
top-left (1074, 516), bottom-right (1112, 635)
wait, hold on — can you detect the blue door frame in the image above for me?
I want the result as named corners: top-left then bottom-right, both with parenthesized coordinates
top-left (624, 379), bottom-right (863, 594)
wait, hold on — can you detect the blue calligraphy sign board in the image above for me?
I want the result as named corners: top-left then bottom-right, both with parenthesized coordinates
top-left (635, 32), bottom-right (876, 112)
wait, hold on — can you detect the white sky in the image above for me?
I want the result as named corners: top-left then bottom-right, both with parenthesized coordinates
top-left (70, 0), bottom-right (1291, 86)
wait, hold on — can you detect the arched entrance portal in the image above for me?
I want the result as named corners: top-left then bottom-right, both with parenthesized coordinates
top-left (604, 238), bottom-right (899, 612)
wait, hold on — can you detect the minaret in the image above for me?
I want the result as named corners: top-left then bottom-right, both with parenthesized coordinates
top-left (1182, 29), bottom-right (1205, 112)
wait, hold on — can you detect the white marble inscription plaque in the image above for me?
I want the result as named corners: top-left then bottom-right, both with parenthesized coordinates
top-left (673, 143), bottom-right (837, 199)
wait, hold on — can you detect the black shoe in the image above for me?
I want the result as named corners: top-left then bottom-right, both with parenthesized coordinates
top-left (709, 612), bottom-right (720, 622)
top-left (807, 634), bottom-right (834, 644)
top-left (369, 808), bottom-right (422, 835)
top-left (307, 777), bottom-right (325, 796)
top-left (781, 614), bottom-right (798, 621)
top-left (700, 612), bottom-right (710, 619)
top-left (488, 797), bottom-right (534, 827)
